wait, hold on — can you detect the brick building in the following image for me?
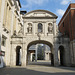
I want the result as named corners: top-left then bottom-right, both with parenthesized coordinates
top-left (58, 3), bottom-right (75, 41)
top-left (58, 3), bottom-right (75, 66)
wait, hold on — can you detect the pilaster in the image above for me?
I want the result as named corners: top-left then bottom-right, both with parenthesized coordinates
top-left (54, 45), bottom-right (59, 66)
top-left (11, 6), bottom-right (15, 35)
top-left (21, 39), bottom-right (27, 67)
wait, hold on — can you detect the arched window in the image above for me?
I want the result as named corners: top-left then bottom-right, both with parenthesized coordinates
top-left (38, 23), bottom-right (43, 33)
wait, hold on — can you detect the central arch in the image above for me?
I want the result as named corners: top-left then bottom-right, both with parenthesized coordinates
top-left (27, 40), bottom-right (54, 66)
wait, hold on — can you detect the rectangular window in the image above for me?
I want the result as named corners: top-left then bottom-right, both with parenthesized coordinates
top-left (1, 35), bottom-right (7, 47)
top-left (63, 22), bottom-right (64, 27)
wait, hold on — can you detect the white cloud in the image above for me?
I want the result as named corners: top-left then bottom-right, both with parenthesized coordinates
top-left (61, 0), bottom-right (75, 5)
top-left (56, 9), bottom-right (65, 16)
top-left (22, 0), bottom-right (49, 9)
top-left (26, 0), bottom-right (49, 5)
top-left (61, 0), bottom-right (69, 5)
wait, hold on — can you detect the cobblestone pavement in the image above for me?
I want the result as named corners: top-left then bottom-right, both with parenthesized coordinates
top-left (0, 61), bottom-right (75, 75)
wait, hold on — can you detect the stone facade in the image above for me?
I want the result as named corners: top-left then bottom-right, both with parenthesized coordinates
top-left (0, 0), bottom-right (23, 68)
top-left (0, 1), bottom-right (74, 68)
top-left (10, 10), bottom-right (58, 67)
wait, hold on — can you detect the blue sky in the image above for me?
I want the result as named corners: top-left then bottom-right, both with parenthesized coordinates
top-left (20, 0), bottom-right (75, 24)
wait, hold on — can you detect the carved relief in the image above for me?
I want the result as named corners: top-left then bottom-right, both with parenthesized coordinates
top-left (27, 23), bottom-right (32, 33)
top-left (18, 25), bottom-right (23, 35)
top-left (48, 23), bottom-right (53, 33)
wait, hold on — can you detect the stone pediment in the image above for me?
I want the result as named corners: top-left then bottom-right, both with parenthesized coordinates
top-left (23, 10), bottom-right (58, 18)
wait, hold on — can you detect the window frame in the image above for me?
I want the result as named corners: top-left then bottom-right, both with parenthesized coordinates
top-left (38, 23), bottom-right (43, 33)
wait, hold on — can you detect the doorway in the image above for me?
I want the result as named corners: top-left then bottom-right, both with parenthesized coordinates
top-left (58, 46), bottom-right (65, 66)
top-left (16, 46), bottom-right (21, 66)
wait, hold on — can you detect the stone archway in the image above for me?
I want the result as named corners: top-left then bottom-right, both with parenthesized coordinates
top-left (10, 9), bottom-right (58, 67)
top-left (26, 40), bottom-right (54, 66)
top-left (58, 45), bottom-right (65, 66)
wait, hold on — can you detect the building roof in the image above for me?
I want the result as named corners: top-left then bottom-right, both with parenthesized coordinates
top-left (58, 3), bottom-right (75, 26)
top-left (23, 9), bottom-right (58, 19)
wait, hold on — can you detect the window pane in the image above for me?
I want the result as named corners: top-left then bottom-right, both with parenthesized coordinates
top-left (38, 23), bottom-right (42, 33)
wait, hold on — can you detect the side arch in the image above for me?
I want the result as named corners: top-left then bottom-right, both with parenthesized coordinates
top-left (58, 45), bottom-right (65, 66)
top-left (16, 46), bottom-right (22, 66)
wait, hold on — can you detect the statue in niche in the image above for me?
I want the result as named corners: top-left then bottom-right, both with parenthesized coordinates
top-left (27, 23), bottom-right (32, 33)
top-left (48, 23), bottom-right (53, 33)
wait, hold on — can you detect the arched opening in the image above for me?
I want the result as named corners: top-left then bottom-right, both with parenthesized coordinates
top-left (27, 40), bottom-right (54, 66)
top-left (16, 46), bottom-right (21, 66)
top-left (58, 46), bottom-right (65, 66)
top-left (38, 23), bottom-right (43, 33)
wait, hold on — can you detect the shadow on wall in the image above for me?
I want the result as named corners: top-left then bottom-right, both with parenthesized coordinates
top-left (0, 67), bottom-right (75, 75)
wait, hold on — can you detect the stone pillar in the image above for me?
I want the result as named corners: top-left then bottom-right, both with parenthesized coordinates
top-left (30, 53), bottom-right (33, 61)
top-left (10, 44), bottom-right (16, 66)
top-left (33, 23), bottom-right (35, 35)
top-left (72, 41), bottom-right (75, 66)
top-left (54, 45), bottom-right (59, 66)
top-left (0, 0), bottom-right (5, 50)
top-left (0, 0), bottom-right (5, 68)
top-left (35, 23), bottom-right (37, 34)
top-left (11, 6), bottom-right (15, 35)
top-left (53, 20), bottom-right (56, 36)
top-left (45, 22), bottom-right (47, 36)
top-left (22, 43), bottom-right (27, 67)
top-left (19, 49), bottom-right (21, 65)
top-left (35, 45), bottom-right (37, 62)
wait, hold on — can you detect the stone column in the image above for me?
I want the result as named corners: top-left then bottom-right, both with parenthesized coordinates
top-left (19, 49), bottom-right (22, 65)
top-left (22, 42), bottom-right (27, 67)
top-left (0, 0), bottom-right (5, 68)
top-left (33, 23), bottom-right (35, 35)
top-left (11, 6), bottom-right (15, 35)
top-left (54, 45), bottom-right (59, 66)
top-left (10, 44), bottom-right (16, 66)
top-left (35, 23), bottom-right (37, 34)
top-left (35, 44), bottom-right (37, 62)
top-left (72, 41), bottom-right (75, 66)
top-left (30, 53), bottom-right (32, 61)
top-left (53, 20), bottom-right (57, 36)
top-left (0, 0), bottom-right (5, 50)
top-left (45, 22), bottom-right (47, 36)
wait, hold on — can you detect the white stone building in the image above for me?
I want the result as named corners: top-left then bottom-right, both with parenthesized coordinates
top-left (0, 0), bottom-right (23, 68)
top-left (0, 0), bottom-right (74, 68)
top-left (10, 10), bottom-right (58, 67)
